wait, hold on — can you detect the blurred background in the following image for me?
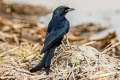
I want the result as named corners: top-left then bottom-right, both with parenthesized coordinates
top-left (0, 0), bottom-right (119, 52)
top-left (11, 0), bottom-right (120, 40)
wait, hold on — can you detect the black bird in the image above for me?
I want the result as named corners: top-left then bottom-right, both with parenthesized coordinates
top-left (30, 6), bottom-right (75, 75)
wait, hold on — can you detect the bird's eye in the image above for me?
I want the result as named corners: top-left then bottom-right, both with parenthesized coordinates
top-left (64, 7), bottom-right (70, 12)
top-left (65, 7), bottom-right (69, 10)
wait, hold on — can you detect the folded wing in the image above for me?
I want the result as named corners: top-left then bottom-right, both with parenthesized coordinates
top-left (41, 26), bottom-right (68, 53)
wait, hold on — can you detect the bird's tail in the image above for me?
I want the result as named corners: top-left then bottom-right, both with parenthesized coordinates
top-left (30, 51), bottom-right (48, 72)
top-left (30, 46), bottom-right (56, 74)
top-left (44, 46), bottom-right (56, 74)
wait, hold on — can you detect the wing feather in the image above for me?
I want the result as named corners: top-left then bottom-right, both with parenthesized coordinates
top-left (41, 19), bottom-right (69, 53)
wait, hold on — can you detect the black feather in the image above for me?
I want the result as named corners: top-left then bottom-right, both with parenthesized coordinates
top-left (30, 6), bottom-right (74, 75)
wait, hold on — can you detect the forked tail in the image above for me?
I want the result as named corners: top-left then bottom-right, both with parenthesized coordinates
top-left (30, 46), bottom-right (56, 75)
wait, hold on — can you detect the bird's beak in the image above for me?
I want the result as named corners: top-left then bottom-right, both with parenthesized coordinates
top-left (67, 8), bottom-right (75, 12)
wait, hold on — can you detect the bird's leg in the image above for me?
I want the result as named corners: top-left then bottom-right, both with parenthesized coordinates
top-left (65, 34), bottom-right (70, 47)
top-left (61, 41), bottom-right (67, 50)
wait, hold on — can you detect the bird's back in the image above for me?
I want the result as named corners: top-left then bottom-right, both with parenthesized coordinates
top-left (46, 15), bottom-right (69, 36)
top-left (42, 16), bottom-right (69, 53)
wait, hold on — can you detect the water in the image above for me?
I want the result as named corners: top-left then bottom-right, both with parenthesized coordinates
top-left (11, 0), bottom-right (120, 41)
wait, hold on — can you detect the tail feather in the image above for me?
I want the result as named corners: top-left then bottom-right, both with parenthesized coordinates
top-left (30, 46), bottom-right (56, 74)
top-left (30, 52), bottom-right (48, 72)
top-left (45, 67), bottom-right (50, 75)
top-left (45, 46), bottom-right (56, 74)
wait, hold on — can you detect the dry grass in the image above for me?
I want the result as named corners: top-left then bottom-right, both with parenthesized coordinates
top-left (0, 41), bottom-right (120, 80)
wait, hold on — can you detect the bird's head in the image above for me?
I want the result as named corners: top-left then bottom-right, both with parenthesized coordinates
top-left (53, 6), bottom-right (75, 16)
